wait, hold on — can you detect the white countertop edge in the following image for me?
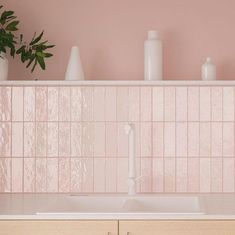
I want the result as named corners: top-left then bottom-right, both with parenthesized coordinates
top-left (1, 80), bottom-right (235, 86)
top-left (1, 214), bottom-right (235, 220)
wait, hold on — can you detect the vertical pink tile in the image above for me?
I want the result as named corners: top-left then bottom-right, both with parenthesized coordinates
top-left (176, 87), bottom-right (187, 121)
top-left (36, 158), bottom-right (47, 192)
top-left (188, 122), bottom-right (199, 157)
top-left (82, 158), bottom-right (94, 192)
top-left (59, 87), bottom-right (71, 121)
top-left (36, 87), bottom-right (47, 121)
top-left (12, 122), bottom-right (23, 157)
top-left (211, 122), bottom-right (222, 157)
top-left (164, 87), bottom-right (175, 121)
top-left (0, 122), bottom-right (11, 157)
top-left (176, 158), bottom-right (187, 192)
top-left (105, 158), bottom-right (117, 192)
top-left (200, 87), bottom-right (211, 121)
top-left (153, 122), bottom-right (164, 157)
top-left (188, 158), bottom-right (199, 192)
top-left (0, 87), bottom-right (11, 121)
top-left (12, 87), bottom-right (23, 121)
top-left (211, 87), bottom-right (222, 121)
top-left (211, 158), bottom-right (222, 192)
top-left (82, 87), bottom-right (93, 121)
top-left (23, 158), bottom-right (35, 192)
top-left (152, 158), bottom-right (163, 192)
top-left (71, 158), bottom-right (82, 192)
top-left (47, 158), bottom-right (58, 192)
top-left (48, 87), bottom-right (58, 121)
top-left (140, 158), bottom-right (152, 192)
top-left (135, 158), bottom-right (141, 193)
top-left (117, 158), bottom-right (128, 192)
top-left (93, 87), bottom-right (105, 121)
top-left (82, 123), bottom-right (94, 157)
top-left (0, 158), bottom-right (11, 192)
top-left (117, 123), bottom-right (128, 157)
top-left (36, 122), bottom-right (47, 157)
top-left (24, 122), bottom-right (35, 157)
top-left (12, 158), bottom-right (23, 192)
top-left (223, 123), bottom-right (234, 157)
top-left (164, 158), bottom-right (175, 192)
top-left (105, 87), bottom-right (116, 121)
top-left (94, 122), bottom-right (105, 157)
top-left (71, 123), bottom-right (82, 157)
top-left (59, 158), bottom-right (70, 192)
top-left (59, 122), bottom-right (70, 157)
top-left (71, 87), bottom-right (82, 121)
top-left (152, 87), bottom-right (164, 121)
top-left (117, 87), bottom-right (128, 121)
top-left (128, 87), bottom-right (140, 122)
top-left (164, 122), bottom-right (175, 157)
top-left (188, 87), bottom-right (199, 121)
top-left (47, 122), bottom-right (58, 157)
top-left (94, 158), bottom-right (106, 192)
top-left (140, 87), bottom-right (152, 121)
top-left (200, 158), bottom-right (211, 192)
top-left (134, 123), bottom-right (141, 157)
top-left (223, 87), bottom-right (234, 121)
top-left (176, 122), bottom-right (187, 157)
top-left (223, 158), bottom-right (235, 192)
top-left (200, 122), bottom-right (211, 157)
top-left (140, 122), bottom-right (152, 157)
top-left (24, 87), bottom-right (35, 121)
top-left (106, 123), bottom-right (117, 157)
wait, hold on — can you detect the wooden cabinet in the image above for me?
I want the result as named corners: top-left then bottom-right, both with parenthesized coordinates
top-left (0, 221), bottom-right (118, 235)
top-left (119, 220), bottom-right (235, 235)
top-left (1, 220), bottom-right (235, 235)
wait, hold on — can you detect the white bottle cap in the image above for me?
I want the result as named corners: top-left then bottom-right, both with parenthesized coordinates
top-left (148, 30), bottom-right (159, 40)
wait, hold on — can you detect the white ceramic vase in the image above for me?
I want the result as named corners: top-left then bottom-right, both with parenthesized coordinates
top-left (65, 46), bottom-right (85, 81)
top-left (0, 53), bottom-right (9, 81)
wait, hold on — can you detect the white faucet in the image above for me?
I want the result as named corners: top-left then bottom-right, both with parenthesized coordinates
top-left (124, 123), bottom-right (137, 196)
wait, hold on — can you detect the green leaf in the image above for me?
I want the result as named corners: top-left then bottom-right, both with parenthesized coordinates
top-left (5, 21), bottom-right (19, 31)
top-left (0, 10), bottom-right (14, 24)
top-left (16, 45), bottom-right (26, 54)
top-left (26, 56), bottom-right (35, 68)
top-left (31, 60), bottom-right (38, 72)
top-left (30, 31), bottom-right (44, 45)
top-left (36, 51), bottom-right (46, 58)
top-left (37, 56), bottom-right (46, 70)
top-left (44, 53), bottom-right (53, 58)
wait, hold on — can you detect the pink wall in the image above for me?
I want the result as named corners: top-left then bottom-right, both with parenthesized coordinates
top-left (4, 0), bottom-right (235, 81)
top-left (0, 84), bottom-right (235, 193)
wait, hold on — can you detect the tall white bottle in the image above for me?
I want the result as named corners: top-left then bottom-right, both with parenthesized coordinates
top-left (144, 30), bottom-right (163, 81)
top-left (201, 57), bottom-right (216, 81)
top-left (65, 46), bottom-right (85, 81)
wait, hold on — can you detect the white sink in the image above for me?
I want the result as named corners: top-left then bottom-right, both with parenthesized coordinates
top-left (37, 195), bottom-right (204, 215)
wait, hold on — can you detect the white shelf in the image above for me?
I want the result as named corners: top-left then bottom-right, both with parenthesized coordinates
top-left (0, 80), bottom-right (235, 86)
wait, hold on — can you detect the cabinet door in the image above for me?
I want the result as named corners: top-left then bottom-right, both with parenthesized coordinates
top-left (0, 221), bottom-right (118, 235)
top-left (119, 220), bottom-right (235, 235)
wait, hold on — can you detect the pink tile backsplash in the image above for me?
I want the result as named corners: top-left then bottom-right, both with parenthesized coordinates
top-left (1, 85), bottom-right (235, 193)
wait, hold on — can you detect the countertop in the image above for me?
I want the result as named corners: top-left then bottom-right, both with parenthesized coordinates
top-left (1, 194), bottom-right (235, 220)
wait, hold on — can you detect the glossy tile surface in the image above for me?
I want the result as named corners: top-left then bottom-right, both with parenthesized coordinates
top-left (0, 85), bottom-right (234, 193)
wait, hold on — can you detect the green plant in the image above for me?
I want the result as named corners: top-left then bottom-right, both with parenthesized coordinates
top-left (0, 5), bottom-right (55, 72)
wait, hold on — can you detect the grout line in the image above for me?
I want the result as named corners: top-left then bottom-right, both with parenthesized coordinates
top-left (22, 87), bottom-right (25, 193)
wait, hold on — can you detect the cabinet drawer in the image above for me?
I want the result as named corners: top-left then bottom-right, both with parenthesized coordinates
top-left (119, 220), bottom-right (235, 235)
top-left (0, 221), bottom-right (118, 235)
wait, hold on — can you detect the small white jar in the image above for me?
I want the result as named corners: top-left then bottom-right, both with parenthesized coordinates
top-left (201, 57), bottom-right (216, 81)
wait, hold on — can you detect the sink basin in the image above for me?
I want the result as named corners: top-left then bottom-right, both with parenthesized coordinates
top-left (37, 195), bottom-right (204, 215)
